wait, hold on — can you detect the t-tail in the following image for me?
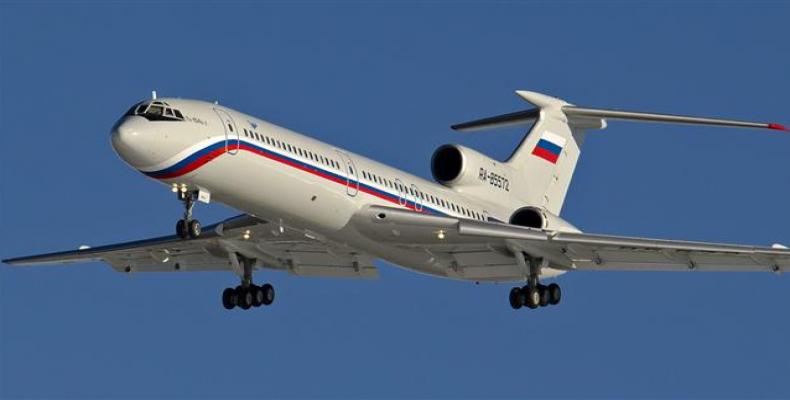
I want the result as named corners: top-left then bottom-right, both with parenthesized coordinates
top-left (452, 90), bottom-right (787, 216)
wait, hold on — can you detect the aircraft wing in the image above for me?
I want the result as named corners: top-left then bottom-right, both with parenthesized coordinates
top-left (3, 214), bottom-right (377, 278)
top-left (354, 206), bottom-right (789, 279)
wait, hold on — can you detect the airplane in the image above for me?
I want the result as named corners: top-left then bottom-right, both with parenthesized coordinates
top-left (4, 90), bottom-right (789, 311)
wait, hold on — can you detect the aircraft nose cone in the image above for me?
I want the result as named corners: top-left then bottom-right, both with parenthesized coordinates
top-left (110, 116), bottom-right (159, 168)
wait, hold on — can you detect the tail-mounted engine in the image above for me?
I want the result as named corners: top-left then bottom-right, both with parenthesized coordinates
top-left (509, 206), bottom-right (579, 232)
top-left (431, 144), bottom-right (518, 201)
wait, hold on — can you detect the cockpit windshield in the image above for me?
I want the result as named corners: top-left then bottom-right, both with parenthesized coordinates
top-left (125, 101), bottom-right (185, 121)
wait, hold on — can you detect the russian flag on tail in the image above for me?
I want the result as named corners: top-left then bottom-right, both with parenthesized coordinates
top-left (531, 131), bottom-right (566, 164)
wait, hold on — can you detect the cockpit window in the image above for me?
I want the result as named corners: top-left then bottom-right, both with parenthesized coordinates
top-left (125, 101), bottom-right (185, 121)
top-left (148, 105), bottom-right (164, 116)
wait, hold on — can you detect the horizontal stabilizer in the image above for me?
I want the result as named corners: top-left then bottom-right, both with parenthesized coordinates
top-left (451, 108), bottom-right (540, 132)
top-left (452, 90), bottom-right (787, 133)
top-left (564, 107), bottom-right (788, 131)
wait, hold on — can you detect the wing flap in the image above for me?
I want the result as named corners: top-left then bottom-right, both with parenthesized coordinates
top-left (355, 205), bottom-right (789, 276)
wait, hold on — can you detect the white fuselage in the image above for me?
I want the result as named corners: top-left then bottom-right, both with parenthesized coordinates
top-left (110, 98), bottom-right (543, 280)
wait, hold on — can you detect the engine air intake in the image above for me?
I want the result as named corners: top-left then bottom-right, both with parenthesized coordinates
top-left (509, 207), bottom-right (544, 229)
top-left (431, 145), bottom-right (463, 183)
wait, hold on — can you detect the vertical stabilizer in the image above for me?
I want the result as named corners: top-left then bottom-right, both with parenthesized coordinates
top-left (504, 91), bottom-right (599, 215)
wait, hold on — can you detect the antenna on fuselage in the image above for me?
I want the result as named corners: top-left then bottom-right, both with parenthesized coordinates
top-left (151, 90), bottom-right (157, 100)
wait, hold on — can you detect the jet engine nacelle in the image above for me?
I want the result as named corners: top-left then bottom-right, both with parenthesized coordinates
top-left (431, 144), bottom-right (516, 194)
top-left (509, 206), bottom-right (580, 233)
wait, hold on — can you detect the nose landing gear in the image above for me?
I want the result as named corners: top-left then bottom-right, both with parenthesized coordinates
top-left (176, 189), bottom-right (201, 239)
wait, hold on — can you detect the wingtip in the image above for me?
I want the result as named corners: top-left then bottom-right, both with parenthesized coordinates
top-left (767, 123), bottom-right (788, 132)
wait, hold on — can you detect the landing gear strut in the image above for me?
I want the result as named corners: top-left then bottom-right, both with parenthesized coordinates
top-left (508, 253), bottom-right (562, 310)
top-left (221, 255), bottom-right (275, 311)
top-left (176, 189), bottom-right (201, 239)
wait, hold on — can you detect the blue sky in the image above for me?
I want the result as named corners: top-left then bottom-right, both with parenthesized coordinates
top-left (2, 2), bottom-right (789, 398)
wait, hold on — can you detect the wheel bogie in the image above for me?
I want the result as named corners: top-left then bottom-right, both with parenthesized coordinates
top-left (221, 283), bottom-right (275, 311)
top-left (510, 283), bottom-right (562, 311)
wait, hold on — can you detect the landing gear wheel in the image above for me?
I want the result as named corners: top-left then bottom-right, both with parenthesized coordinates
top-left (509, 287), bottom-right (523, 309)
top-left (524, 286), bottom-right (540, 309)
top-left (222, 287), bottom-right (237, 310)
top-left (236, 286), bottom-right (253, 310)
top-left (538, 285), bottom-right (550, 307)
top-left (548, 283), bottom-right (562, 305)
top-left (261, 283), bottom-right (275, 306)
top-left (251, 285), bottom-right (264, 307)
top-left (188, 219), bottom-right (201, 239)
top-left (176, 219), bottom-right (188, 239)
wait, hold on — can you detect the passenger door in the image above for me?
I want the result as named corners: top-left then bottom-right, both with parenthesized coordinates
top-left (214, 108), bottom-right (239, 155)
top-left (410, 183), bottom-right (423, 212)
top-left (336, 150), bottom-right (359, 196)
top-left (395, 178), bottom-right (407, 206)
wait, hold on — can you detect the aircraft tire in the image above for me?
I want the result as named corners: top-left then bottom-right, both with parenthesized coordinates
top-left (251, 285), bottom-right (264, 307)
top-left (524, 286), bottom-right (540, 309)
top-left (176, 219), bottom-right (188, 239)
top-left (509, 287), bottom-right (523, 309)
top-left (222, 287), bottom-right (237, 309)
top-left (538, 285), bottom-right (550, 307)
top-left (261, 283), bottom-right (275, 306)
top-left (188, 219), bottom-right (201, 239)
top-left (237, 286), bottom-right (253, 310)
top-left (548, 283), bottom-right (561, 305)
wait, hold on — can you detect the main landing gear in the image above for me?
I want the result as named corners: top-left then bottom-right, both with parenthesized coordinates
top-left (176, 189), bottom-right (201, 239)
top-left (222, 256), bottom-right (276, 311)
top-left (508, 253), bottom-right (562, 310)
